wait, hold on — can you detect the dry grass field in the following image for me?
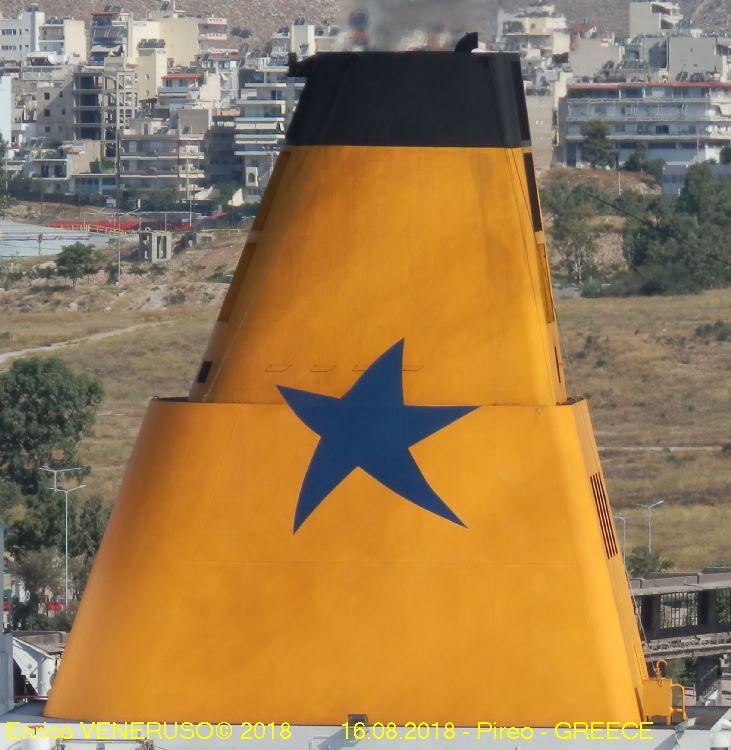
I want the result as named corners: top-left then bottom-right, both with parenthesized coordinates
top-left (0, 243), bottom-right (728, 571)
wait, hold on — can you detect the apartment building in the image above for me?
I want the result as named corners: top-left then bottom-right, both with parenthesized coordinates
top-left (197, 15), bottom-right (227, 52)
top-left (667, 35), bottom-right (731, 81)
top-left (629, 0), bottom-right (682, 38)
top-left (90, 4), bottom-right (199, 67)
top-left (73, 59), bottom-right (137, 157)
top-left (557, 81), bottom-right (731, 166)
top-left (235, 56), bottom-right (301, 202)
top-left (199, 50), bottom-right (239, 107)
top-left (118, 110), bottom-right (207, 200)
top-left (89, 7), bottom-right (133, 63)
top-left (38, 17), bottom-right (86, 61)
top-left (204, 108), bottom-right (237, 183)
top-left (25, 139), bottom-right (101, 195)
top-left (661, 162), bottom-right (731, 196)
top-left (0, 6), bottom-right (44, 63)
top-left (12, 54), bottom-right (75, 145)
top-left (136, 40), bottom-right (167, 101)
top-left (157, 70), bottom-right (221, 112)
top-left (496, 2), bottom-right (570, 60)
top-left (233, 20), bottom-right (337, 202)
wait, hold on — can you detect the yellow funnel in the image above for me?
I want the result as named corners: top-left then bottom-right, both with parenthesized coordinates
top-left (46, 51), bottom-right (677, 726)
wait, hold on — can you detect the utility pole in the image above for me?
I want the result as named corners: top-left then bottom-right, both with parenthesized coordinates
top-left (613, 513), bottom-right (627, 563)
top-left (0, 524), bottom-right (7, 631)
top-left (635, 500), bottom-right (664, 554)
top-left (40, 467), bottom-right (84, 608)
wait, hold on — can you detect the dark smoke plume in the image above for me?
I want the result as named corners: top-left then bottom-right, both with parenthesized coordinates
top-left (340, 0), bottom-right (491, 50)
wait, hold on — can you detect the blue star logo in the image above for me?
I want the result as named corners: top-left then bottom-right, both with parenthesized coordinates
top-left (278, 340), bottom-right (478, 533)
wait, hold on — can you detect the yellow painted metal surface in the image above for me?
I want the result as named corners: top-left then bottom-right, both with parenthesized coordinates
top-left (49, 399), bottom-right (642, 724)
top-left (46, 143), bottom-right (670, 724)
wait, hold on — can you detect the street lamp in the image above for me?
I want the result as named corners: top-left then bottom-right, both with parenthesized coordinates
top-left (52, 484), bottom-right (85, 608)
top-left (635, 500), bottom-right (664, 554)
top-left (40, 467), bottom-right (85, 608)
top-left (613, 513), bottom-right (627, 562)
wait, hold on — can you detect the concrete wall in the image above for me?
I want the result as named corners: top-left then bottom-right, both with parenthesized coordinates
top-left (569, 37), bottom-right (623, 79)
top-left (136, 46), bottom-right (167, 100)
top-left (0, 76), bottom-right (11, 145)
top-left (158, 16), bottom-right (199, 68)
top-left (668, 36), bottom-right (727, 79)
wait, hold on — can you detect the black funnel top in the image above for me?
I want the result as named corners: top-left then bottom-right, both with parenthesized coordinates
top-left (286, 52), bottom-right (532, 148)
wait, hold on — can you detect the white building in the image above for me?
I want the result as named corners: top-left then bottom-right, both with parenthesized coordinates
top-left (557, 81), bottom-right (731, 166)
top-left (496, 1), bottom-right (570, 60)
top-left (0, 6), bottom-right (44, 63)
top-left (629, 0), bottom-right (682, 38)
top-left (39, 17), bottom-right (86, 61)
top-left (118, 110), bottom-right (207, 200)
top-left (0, 75), bottom-right (11, 143)
top-left (661, 161), bottom-right (731, 196)
top-left (234, 20), bottom-right (338, 203)
top-left (235, 56), bottom-right (302, 203)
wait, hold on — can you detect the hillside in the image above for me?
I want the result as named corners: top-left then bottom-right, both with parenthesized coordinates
top-left (0, 0), bottom-right (728, 49)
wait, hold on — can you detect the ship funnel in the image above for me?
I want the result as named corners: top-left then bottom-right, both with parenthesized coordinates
top-left (46, 51), bottom-right (678, 726)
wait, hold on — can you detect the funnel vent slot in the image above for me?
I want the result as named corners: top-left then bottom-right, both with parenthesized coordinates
top-left (196, 361), bottom-right (212, 384)
top-left (590, 473), bottom-right (618, 559)
top-left (536, 242), bottom-right (555, 323)
top-left (523, 152), bottom-right (543, 232)
top-left (511, 59), bottom-right (531, 144)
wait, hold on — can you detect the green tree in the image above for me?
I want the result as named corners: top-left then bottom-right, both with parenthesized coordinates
top-left (580, 119), bottom-right (615, 168)
top-left (10, 547), bottom-right (63, 623)
top-left (36, 265), bottom-right (56, 285)
top-left (7, 488), bottom-right (72, 554)
top-left (142, 190), bottom-right (180, 212)
top-left (625, 546), bottom-right (674, 578)
top-left (0, 356), bottom-right (104, 492)
top-left (0, 135), bottom-right (15, 216)
top-left (55, 242), bottom-right (104, 287)
top-left (543, 183), bottom-right (600, 283)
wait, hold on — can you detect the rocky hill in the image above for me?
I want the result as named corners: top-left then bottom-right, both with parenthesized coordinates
top-left (0, 0), bottom-right (728, 49)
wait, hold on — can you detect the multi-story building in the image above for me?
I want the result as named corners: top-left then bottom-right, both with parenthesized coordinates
top-left (136, 39), bottom-right (167, 101)
top-left (0, 6), bottom-right (45, 63)
top-left (496, 1), bottom-right (570, 60)
top-left (667, 35), bottom-right (731, 81)
top-left (73, 59), bottom-right (137, 157)
top-left (197, 15), bottom-right (227, 52)
top-left (199, 50), bottom-right (239, 106)
top-left (661, 162), bottom-right (731, 196)
top-left (91, 4), bottom-right (199, 67)
top-left (629, 0), bottom-right (682, 38)
top-left (204, 107), bottom-right (237, 183)
top-left (89, 6), bottom-right (133, 63)
top-left (118, 110), bottom-right (207, 201)
top-left (35, 72), bottom-right (74, 142)
top-left (38, 17), bottom-right (86, 61)
top-left (13, 53), bottom-right (76, 145)
top-left (157, 70), bottom-right (221, 112)
top-left (557, 81), bottom-right (731, 166)
top-left (25, 139), bottom-right (101, 195)
top-left (235, 56), bottom-right (301, 202)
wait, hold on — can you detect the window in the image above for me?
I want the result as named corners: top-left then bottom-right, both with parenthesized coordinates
top-left (660, 592), bottom-right (698, 629)
top-left (43, 109), bottom-right (50, 116)
top-left (656, 125), bottom-right (669, 134)
top-left (44, 91), bottom-right (50, 100)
